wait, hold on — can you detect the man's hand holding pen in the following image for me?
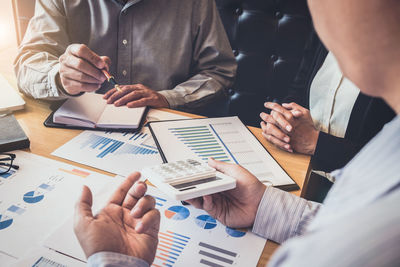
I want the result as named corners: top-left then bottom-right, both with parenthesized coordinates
top-left (58, 44), bottom-right (110, 95)
top-left (58, 43), bottom-right (169, 108)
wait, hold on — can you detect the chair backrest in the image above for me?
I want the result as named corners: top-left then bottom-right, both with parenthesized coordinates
top-left (12, 0), bottom-right (36, 45)
top-left (215, 0), bottom-right (315, 126)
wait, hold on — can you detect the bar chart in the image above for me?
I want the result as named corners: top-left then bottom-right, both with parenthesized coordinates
top-left (153, 230), bottom-right (190, 267)
top-left (168, 125), bottom-right (236, 163)
top-left (80, 134), bottom-right (158, 158)
top-left (198, 241), bottom-right (238, 266)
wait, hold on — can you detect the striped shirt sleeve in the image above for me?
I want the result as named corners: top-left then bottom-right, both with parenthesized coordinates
top-left (87, 252), bottom-right (149, 267)
top-left (252, 186), bottom-right (322, 243)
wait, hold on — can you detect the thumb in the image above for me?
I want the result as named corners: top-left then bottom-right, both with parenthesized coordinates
top-left (75, 185), bottom-right (94, 219)
top-left (208, 158), bottom-right (236, 176)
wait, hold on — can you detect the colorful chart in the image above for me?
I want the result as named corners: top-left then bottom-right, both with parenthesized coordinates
top-left (169, 125), bottom-right (235, 162)
top-left (165, 206), bottom-right (190, 220)
top-left (0, 166), bottom-right (15, 179)
top-left (81, 134), bottom-right (157, 158)
top-left (154, 231), bottom-right (190, 267)
top-left (32, 256), bottom-right (66, 267)
top-left (195, 215), bottom-right (217, 230)
top-left (0, 214), bottom-right (13, 230)
top-left (150, 195), bottom-right (167, 207)
top-left (226, 227), bottom-right (246, 238)
top-left (23, 191), bottom-right (45, 203)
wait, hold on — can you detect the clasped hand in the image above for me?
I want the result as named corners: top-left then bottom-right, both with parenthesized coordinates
top-left (260, 102), bottom-right (320, 155)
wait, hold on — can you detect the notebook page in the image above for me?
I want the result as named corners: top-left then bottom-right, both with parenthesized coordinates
top-left (97, 105), bottom-right (146, 129)
top-left (53, 93), bottom-right (106, 127)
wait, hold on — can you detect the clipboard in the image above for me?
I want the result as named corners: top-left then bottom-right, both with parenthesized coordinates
top-left (148, 117), bottom-right (299, 192)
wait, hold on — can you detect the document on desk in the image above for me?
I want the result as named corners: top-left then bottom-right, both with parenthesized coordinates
top-left (44, 184), bottom-right (266, 267)
top-left (0, 151), bottom-right (114, 259)
top-left (149, 116), bottom-right (298, 190)
top-left (52, 109), bottom-right (190, 176)
top-left (12, 247), bottom-right (85, 267)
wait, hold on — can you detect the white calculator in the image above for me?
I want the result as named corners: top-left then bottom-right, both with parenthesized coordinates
top-left (142, 159), bottom-right (236, 201)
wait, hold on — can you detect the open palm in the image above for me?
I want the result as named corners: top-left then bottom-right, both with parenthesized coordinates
top-left (74, 173), bottom-right (160, 265)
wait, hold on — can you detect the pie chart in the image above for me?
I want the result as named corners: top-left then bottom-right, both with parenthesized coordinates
top-left (23, 191), bottom-right (44, 203)
top-left (165, 206), bottom-right (190, 220)
top-left (0, 214), bottom-right (13, 230)
top-left (226, 227), bottom-right (246, 238)
top-left (195, 215), bottom-right (217, 229)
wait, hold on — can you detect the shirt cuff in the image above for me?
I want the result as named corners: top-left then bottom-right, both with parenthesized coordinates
top-left (158, 89), bottom-right (182, 109)
top-left (252, 186), bottom-right (307, 244)
top-left (87, 251), bottom-right (149, 267)
top-left (48, 63), bottom-right (84, 98)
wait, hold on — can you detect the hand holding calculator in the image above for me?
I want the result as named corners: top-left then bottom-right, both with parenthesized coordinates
top-left (142, 159), bottom-right (236, 200)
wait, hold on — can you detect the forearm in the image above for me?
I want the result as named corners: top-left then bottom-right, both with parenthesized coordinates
top-left (14, 0), bottom-right (69, 100)
top-left (252, 186), bottom-right (322, 243)
top-left (87, 252), bottom-right (149, 267)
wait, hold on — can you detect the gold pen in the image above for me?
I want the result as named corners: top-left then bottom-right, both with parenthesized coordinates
top-left (102, 69), bottom-right (123, 92)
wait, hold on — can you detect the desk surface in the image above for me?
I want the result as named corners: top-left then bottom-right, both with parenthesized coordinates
top-left (1, 49), bottom-right (310, 267)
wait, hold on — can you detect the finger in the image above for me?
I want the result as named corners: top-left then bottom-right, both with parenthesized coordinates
top-left (68, 44), bottom-right (107, 70)
top-left (75, 185), bottom-right (94, 219)
top-left (135, 209), bottom-right (160, 234)
top-left (261, 121), bottom-right (290, 143)
top-left (108, 172), bottom-right (141, 206)
top-left (271, 110), bottom-right (293, 132)
top-left (185, 197), bottom-right (204, 209)
top-left (61, 66), bottom-right (103, 84)
top-left (264, 102), bottom-right (294, 122)
top-left (208, 158), bottom-right (238, 177)
top-left (107, 88), bottom-right (133, 104)
top-left (126, 98), bottom-right (152, 108)
top-left (263, 133), bottom-right (293, 152)
top-left (63, 54), bottom-right (105, 82)
top-left (260, 112), bottom-right (278, 126)
top-left (114, 90), bottom-right (144, 106)
top-left (202, 195), bottom-right (215, 213)
top-left (122, 181), bottom-right (148, 210)
top-left (100, 56), bottom-right (111, 71)
top-left (282, 102), bottom-right (307, 113)
top-left (60, 77), bottom-right (101, 93)
top-left (130, 195), bottom-right (156, 218)
top-left (103, 88), bottom-right (117, 99)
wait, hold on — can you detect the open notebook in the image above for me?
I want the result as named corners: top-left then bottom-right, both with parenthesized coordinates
top-left (53, 93), bottom-right (146, 130)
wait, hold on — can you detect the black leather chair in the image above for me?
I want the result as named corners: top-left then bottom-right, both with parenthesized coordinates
top-left (215, 0), bottom-right (315, 126)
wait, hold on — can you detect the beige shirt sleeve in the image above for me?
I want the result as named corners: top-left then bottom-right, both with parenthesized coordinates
top-left (14, 0), bottom-right (69, 99)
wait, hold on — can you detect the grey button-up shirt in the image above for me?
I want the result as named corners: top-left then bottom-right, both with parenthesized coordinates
top-left (14, 0), bottom-right (236, 110)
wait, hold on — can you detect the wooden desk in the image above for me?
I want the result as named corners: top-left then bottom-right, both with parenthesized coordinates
top-left (1, 50), bottom-right (310, 267)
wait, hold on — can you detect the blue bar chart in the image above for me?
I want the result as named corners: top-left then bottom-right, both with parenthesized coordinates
top-left (80, 134), bottom-right (157, 158)
top-left (168, 125), bottom-right (236, 163)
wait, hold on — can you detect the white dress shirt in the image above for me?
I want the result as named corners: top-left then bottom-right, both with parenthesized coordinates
top-left (309, 52), bottom-right (360, 138)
